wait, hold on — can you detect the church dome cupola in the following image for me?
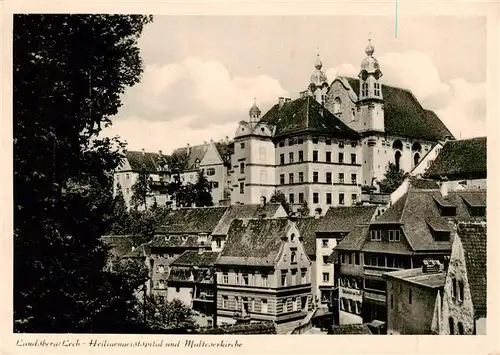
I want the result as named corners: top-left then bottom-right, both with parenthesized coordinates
top-left (249, 98), bottom-right (261, 121)
top-left (359, 39), bottom-right (382, 80)
top-left (310, 54), bottom-right (328, 88)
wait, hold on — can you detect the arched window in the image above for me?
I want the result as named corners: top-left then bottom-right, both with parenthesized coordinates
top-left (291, 250), bottom-right (297, 263)
top-left (392, 140), bottom-right (403, 150)
top-left (414, 153), bottom-right (420, 167)
top-left (290, 233), bottom-right (295, 241)
top-left (395, 151), bottom-right (402, 170)
top-left (458, 322), bottom-right (464, 335)
top-left (333, 97), bottom-right (342, 114)
top-left (412, 142), bottom-right (422, 152)
top-left (449, 317), bottom-right (455, 335)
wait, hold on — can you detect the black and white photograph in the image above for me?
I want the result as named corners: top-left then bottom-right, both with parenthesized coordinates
top-left (4, 1), bottom-right (497, 352)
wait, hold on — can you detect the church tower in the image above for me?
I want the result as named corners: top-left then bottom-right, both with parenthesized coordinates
top-left (249, 98), bottom-right (261, 122)
top-left (358, 39), bottom-right (384, 133)
top-left (308, 54), bottom-right (329, 105)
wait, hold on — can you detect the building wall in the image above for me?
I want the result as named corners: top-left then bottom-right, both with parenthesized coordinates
top-left (325, 80), bottom-right (361, 132)
top-left (410, 142), bottom-right (444, 177)
top-left (386, 277), bottom-right (440, 335)
top-left (440, 235), bottom-right (475, 335)
top-left (167, 284), bottom-right (193, 305)
top-left (315, 237), bottom-right (338, 304)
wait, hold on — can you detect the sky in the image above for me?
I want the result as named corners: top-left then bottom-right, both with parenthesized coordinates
top-left (102, 16), bottom-right (487, 154)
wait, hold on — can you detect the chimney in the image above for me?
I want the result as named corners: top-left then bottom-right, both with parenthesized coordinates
top-left (278, 97), bottom-right (285, 109)
top-left (260, 196), bottom-right (267, 207)
top-left (142, 148), bottom-right (145, 155)
top-left (187, 143), bottom-right (191, 155)
top-left (158, 149), bottom-right (162, 156)
top-left (440, 182), bottom-right (448, 199)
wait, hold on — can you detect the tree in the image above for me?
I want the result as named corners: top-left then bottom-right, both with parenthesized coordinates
top-left (270, 190), bottom-right (291, 215)
top-left (174, 183), bottom-right (196, 207)
top-left (109, 183), bottom-right (131, 234)
top-left (14, 14), bottom-right (153, 333)
top-left (131, 164), bottom-right (152, 211)
top-left (193, 170), bottom-right (213, 207)
top-left (140, 296), bottom-right (196, 331)
top-left (378, 162), bottom-right (409, 194)
top-left (298, 200), bottom-right (310, 216)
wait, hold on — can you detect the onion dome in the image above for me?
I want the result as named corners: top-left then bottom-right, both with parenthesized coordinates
top-left (310, 54), bottom-right (328, 87)
top-left (249, 98), bottom-right (261, 120)
top-left (365, 39), bottom-right (375, 56)
top-left (359, 39), bottom-right (382, 79)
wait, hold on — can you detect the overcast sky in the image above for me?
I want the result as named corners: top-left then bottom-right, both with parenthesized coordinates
top-left (102, 15), bottom-right (487, 154)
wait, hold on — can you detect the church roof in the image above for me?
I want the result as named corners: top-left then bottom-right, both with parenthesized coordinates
top-left (154, 207), bottom-right (229, 235)
top-left (259, 96), bottom-right (360, 139)
top-left (425, 137), bottom-right (487, 180)
top-left (342, 77), bottom-right (454, 141)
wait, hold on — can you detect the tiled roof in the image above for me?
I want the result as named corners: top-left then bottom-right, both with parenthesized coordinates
top-left (149, 235), bottom-right (212, 249)
top-left (329, 324), bottom-right (373, 335)
top-left (155, 207), bottom-right (229, 234)
top-left (358, 190), bottom-right (486, 252)
top-left (260, 96), bottom-right (360, 139)
top-left (196, 322), bottom-right (277, 334)
top-left (457, 222), bottom-right (487, 317)
top-left (333, 225), bottom-right (370, 251)
top-left (167, 266), bottom-right (213, 283)
top-left (215, 141), bottom-right (234, 165)
top-left (295, 217), bottom-right (320, 256)
top-left (426, 137), bottom-right (486, 180)
top-left (408, 177), bottom-right (441, 190)
top-left (123, 243), bottom-right (151, 258)
top-left (212, 203), bottom-right (283, 236)
top-left (343, 77), bottom-right (454, 141)
top-left (100, 235), bottom-right (136, 258)
top-left (384, 267), bottom-right (446, 288)
top-left (171, 250), bottom-right (219, 267)
top-left (317, 206), bottom-right (378, 233)
top-left (217, 218), bottom-right (291, 266)
top-left (124, 151), bottom-right (162, 172)
top-left (172, 144), bottom-right (209, 171)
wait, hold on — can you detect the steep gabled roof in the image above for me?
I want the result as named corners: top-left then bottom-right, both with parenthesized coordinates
top-left (259, 96), bottom-right (360, 139)
top-left (317, 206), bottom-right (378, 233)
top-left (426, 137), bottom-right (487, 180)
top-left (212, 203), bottom-right (283, 236)
top-left (295, 217), bottom-right (320, 257)
top-left (371, 190), bottom-right (486, 252)
top-left (149, 235), bottom-right (212, 249)
top-left (171, 250), bottom-right (219, 267)
top-left (342, 77), bottom-right (454, 141)
top-left (333, 225), bottom-right (370, 252)
top-left (457, 222), bottom-right (487, 317)
top-left (155, 207), bottom-right (229, 235)
top-left (217, 218), bottom-right (291, 266)
top-left (124, 151), bottom-right (162, 172)
top-left (172, 144), bottom-right (209, 171)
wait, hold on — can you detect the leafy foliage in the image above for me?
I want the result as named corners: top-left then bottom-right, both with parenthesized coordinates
top-left (130, 164), bottom-right (152, 210)
top-left (109, 183), bottom-right (131, 234)
top-left (270, 190), bottom-right (291, 215)
top-left (378, 162), bottom-right (409, 194)
top-left (14, 14), bottom-right (153, 333)
top-left (193, 170), bottom-right (213, 207)
top-left (298, 200), bottom-right (310, 216)
top-left (140, 296), bottom-right (196, 331)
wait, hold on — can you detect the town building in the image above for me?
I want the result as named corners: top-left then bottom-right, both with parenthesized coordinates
top-left (149, 206), bottom-right (229, 300)
top-left (332, 187), bottom-right (486, 326)
top-left (113, 150), bottom-right (169, 208)
top-left (215, 217), bottom-right (313, 334)
top-left (172, 140), bottom-right (233, 206)
top-left (384, 260), bottom-right (446, 335)
top-left (432, 221), bottom-right (487, 335)
top-left (425, 136), bottom-right (487, 190)
top-left (166, 250), bottom-right (219, 327)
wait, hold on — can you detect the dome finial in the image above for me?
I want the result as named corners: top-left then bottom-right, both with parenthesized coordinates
top-left (314, 49), bottom-right (323, 70)
top-left (365, 36), bottom-right (374, 56)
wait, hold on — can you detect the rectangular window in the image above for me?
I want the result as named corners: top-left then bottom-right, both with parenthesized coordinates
top-left (409, 289), bottom-right (412, 304)
top-left (211, 181), bottom-right (219, 189)
top-left (261, 299), bottom-right (268, 313)
top-left (395, 230), bottom-right (400, 241)
top-left (240, 162), bottom-right (245, 174)
top-left (262, 275), bottom-right (268, 287)
top-left (339, 193), bottom-right (345, 205)
top-left (313, 193), bottom-right (319, 204)
top-left (207, 168), bottom-right (216, 176)
top-left (322, 239), bottom-right (329, 248)
top-left (216, 239), bottom-right (222, 248)
top-left (280, 174), bottom-right (285, 185)
top-left (158, 280), bottom-right (165, 289)
top-left (391, 294), bottom-right (394, 309)
top-left (389, 230), bottom-right (394, 241)
top-left (298, 193), bottom-right (304, 203)
top-left (351, 194), bottom-right (357, 204)
top-left (240, 142), bottom-right (245, 149)
top-left (370, 230), bottom-right (381, 241)
top-left (289, 152), bottom-right (294, 163)
top-left (299, 172), bottom-right (304, 183)
top-left (351, 174), bottom-right (357, 185)
top-left (313, 150), bottom-right (318, 162)
top-left (279, 141), bottom-right (285, 147)
top-left (243, 274), bottom-right (249, 285)
top-left (157, 265), bottom-right (165, 273)
top-left (338, 153), bottom-right (344, 163)
top-left (323, 255), bottom-right (329, 264)
top-left (222, 296), bottom-right (228, 308)
top-left (298, 138), bottom-right (304, 144)
top-left (323, 273), bottom-right (330, 282)
top-left (301, 270), bottom-right (307, 283)
top-left (289, 193), bottom-right (295, 204)
top-left (458, 280), bottom-right (464, 302)
top-left (326, 151), bottom-right (332, 162)
top-left (339, 141), bottom-right (344, 148)
top-left (280, 154), bottom-right (285, 165)
top-left (313, 172), bottom-right (319, 182)
top-left (313, 137), bottom-right (319, 144)
top-left (289, 173), bottom-right (294, 184)
top-left (235, 273), bottom-right (240, 285)
top-left (351, 153), bottom-right (357, 165)
top-left (338, 173), bottom-right (344, 183)
top-left (341, 254), bottom-right (345, 264)
top-left (355, 253), bottom-right (360, 265)
top-left (299, 150), bottom-right (304, 162)
top-left (325, 139), bottom-right (332, 145)
top-left (326, 172), bottom-right (332, 183)
top-left (326, 193), bottom-right (332, 205)
top-left (288, 138), bottom-right (295, 146)
top-left (351, 141), bottom-right (357, 148)
top-left (281, 271), bottom-right (287, 287)
top-left (239, 182), bottom-right (244, 194)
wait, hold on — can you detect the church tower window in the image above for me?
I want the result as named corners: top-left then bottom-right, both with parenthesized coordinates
top-left (413, 153), bottom-right (420, 167)
top-left (333, 97), bottom-right (342, 114)
top-left (395, 151), bottom-right (402, 170)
